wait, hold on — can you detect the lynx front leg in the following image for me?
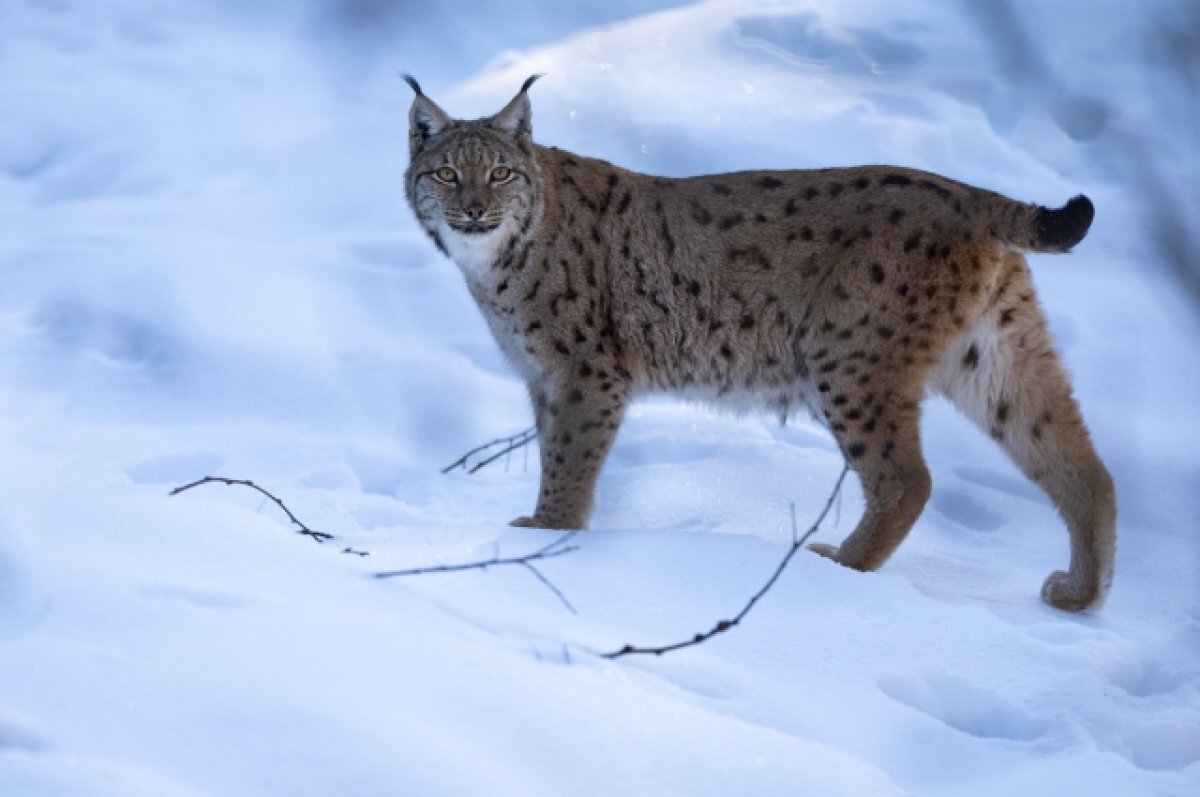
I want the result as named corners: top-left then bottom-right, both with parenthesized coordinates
top-left (510, 374), bottom-right (631, 530)
top-left (809, 385), bottom-right (933, 571)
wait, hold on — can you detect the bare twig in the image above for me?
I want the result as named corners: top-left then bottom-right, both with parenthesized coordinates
top-left (519, 561), bottom-right (578, 614)
top-left (169, 474), bottom-right (580, 608)
top-left (602, 464), bottom-right (850, 659)
top-left (169, 476), bottom-right (334, 544)
top-left (441, 426), bottom-right (537, 474)
top-left (374, 531), bottom-right (579, 612)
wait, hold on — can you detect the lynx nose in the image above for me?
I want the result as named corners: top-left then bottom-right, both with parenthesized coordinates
top-left (463, 204), bottom-right (485, 221)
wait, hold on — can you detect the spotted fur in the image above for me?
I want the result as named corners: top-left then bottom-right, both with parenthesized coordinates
top-left (403, 77), bottom-right (1116, 612)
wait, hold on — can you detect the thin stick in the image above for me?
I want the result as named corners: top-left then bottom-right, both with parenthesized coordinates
top-left (441, 427), bottom-right (537, 474)
top-left (602, 464), bottom-right (849, 659)
top-left (520, 561), bottom-right (578, 614)
top-left (375, 531), bottom-right (579, 611)
top-left (466, 428), bottom-right (537, 474)
top-left (169, 476), bottom-right (334, 544)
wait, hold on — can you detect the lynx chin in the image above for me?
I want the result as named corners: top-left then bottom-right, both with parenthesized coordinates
top-left (402, 75), bottom-right (1115, 613)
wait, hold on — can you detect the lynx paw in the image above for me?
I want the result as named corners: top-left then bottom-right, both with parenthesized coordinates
top-left (1041, 570), bottom-right (1101, 613)
top-left (508, 515), bottom-right (582, 530)
top-left (808, 542), bottom-right (841, 561)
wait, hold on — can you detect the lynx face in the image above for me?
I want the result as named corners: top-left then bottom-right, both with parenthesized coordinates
top-left (405, 81), bottom-right (543, 278)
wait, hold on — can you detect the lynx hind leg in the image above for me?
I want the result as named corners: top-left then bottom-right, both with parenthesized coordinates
top-left (934, 254), bottom-right (1116, 611)
top-left (810, 378), bottom-right (933, 573)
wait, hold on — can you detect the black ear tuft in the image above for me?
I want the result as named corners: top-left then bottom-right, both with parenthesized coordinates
top-left (402, 74), bottom-right (424, 96)
top-left (407, 82), bottom-right (454, 159)
top-left (520, 73), bottom-right (544, 94)
top-left (489, 77), bottom-right (539, 144)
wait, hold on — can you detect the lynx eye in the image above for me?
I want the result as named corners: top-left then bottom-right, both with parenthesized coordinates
top-left (434, 166), bottom-right (458, 183)
top-left (490, 166), bottom-right (513, 182)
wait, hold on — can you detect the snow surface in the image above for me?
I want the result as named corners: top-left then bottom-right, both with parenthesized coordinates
top-left (1, 0), bottom-right (1198, 794)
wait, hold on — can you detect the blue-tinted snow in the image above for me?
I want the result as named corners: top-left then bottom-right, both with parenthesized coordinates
top-left (0, 1), bottom-right (1197, 795)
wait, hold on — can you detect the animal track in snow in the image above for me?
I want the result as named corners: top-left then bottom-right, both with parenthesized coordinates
top-left (1095, 715), bottom-right (1200, 772)
top-left (879, 672), bottom-right (1050, 741)
top-left (343, 447), bottom-right (416, 497)
top-left (930, 488), bottom-right (1006, 533)
top-left (1083, 660), bottom-right (1197, 771)
top-left (953, 466), bottom-right (1046, 504)
top-left (32, 297), bottom-right (181, 376)
top-left (1111, 661), bottom-right (1198, 700)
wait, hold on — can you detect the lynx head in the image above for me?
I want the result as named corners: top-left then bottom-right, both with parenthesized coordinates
top-left (403, 75), bottom-right (545, 277)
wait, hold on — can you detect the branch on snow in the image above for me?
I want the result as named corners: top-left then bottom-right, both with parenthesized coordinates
top-left (374, 532), bottom-right (580, 613)
top-left (602, 464), bottom-right (849, 659)
top-left (442, 426), bottom-right (537, 474)
top-left (168, 474), bottom-right (578, 610)
top-left (170, 461), bottom-right (847, 638)
top-left (169, 476), bottom-right (336, 545)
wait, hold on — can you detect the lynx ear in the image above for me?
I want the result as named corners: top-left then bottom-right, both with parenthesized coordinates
top-left (488, 74), bottom-right (542, 148)
top-left (404, 75), bottom-right (453, 158)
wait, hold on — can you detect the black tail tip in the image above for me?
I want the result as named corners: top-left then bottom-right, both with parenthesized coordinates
top-left (1036, 194), bottom-right (1094, 251)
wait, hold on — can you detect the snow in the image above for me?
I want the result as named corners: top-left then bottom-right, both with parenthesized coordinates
top-left (1, 0), bottom-right (1198, 794)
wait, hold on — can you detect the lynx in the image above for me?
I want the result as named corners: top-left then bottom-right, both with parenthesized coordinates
top-left (402, 75), bottom-right (1115, 612)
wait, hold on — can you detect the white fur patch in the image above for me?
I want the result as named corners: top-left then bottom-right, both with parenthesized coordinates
top-left (931, 318), bottom-right (1011, 426)
top-left (438, 220), bottom-right (511, 281)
